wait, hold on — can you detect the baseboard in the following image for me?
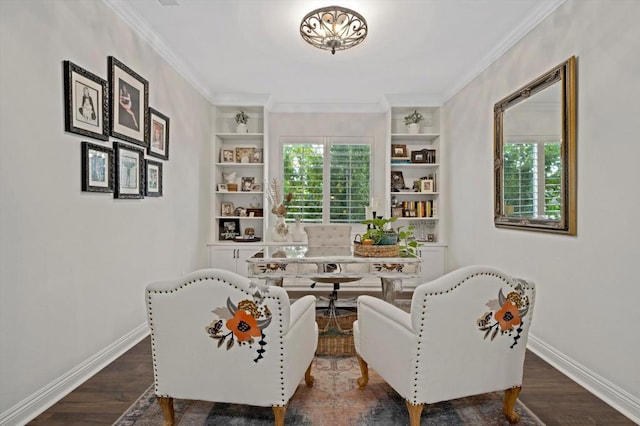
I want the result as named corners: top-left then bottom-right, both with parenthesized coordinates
top-left (527, 332), bottom-right (640, 423)
top-left (0, 323), bottom-right (150, 426)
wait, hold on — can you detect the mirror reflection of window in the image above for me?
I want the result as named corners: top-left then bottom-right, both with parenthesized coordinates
top-left (503, 83), bottom-right (561, 219)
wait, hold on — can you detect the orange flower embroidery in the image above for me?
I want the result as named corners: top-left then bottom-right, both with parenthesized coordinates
top-left (494, 301), bottom-right (521, 331)
top-left (226, 310), bottom-right (261, 342)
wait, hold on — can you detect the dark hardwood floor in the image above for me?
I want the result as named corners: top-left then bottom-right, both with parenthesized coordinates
top-left (29, 336), bottom-right (633, 425)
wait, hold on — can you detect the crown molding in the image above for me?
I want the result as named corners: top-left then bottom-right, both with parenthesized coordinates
top-left (102, 0), bottom-right (215, 103)
top-left (442, 0), bottom-right (566, 103)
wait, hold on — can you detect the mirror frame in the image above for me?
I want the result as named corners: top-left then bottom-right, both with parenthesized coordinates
top-left (494, 56), bottom-right (577, 235)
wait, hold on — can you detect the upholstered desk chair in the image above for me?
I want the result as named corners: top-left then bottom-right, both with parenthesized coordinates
top-left (353, 265), bottom-right (536, 425)
top-left (304, 224), bottom-right (360, 333)
top-left (145, 268), bottom-right (318, 426)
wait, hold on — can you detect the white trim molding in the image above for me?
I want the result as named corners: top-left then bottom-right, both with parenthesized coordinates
top-left (528, 333), bottom-right (640, 423)
top-left (0, 324), bottom-right (149, 426)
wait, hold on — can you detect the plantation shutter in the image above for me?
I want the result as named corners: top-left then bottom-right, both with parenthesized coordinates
top-left (282, 137), bottom-right (371, 224)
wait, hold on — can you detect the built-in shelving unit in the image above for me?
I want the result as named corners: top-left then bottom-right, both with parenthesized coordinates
top-left (212, 105), bottom-right (266, 247)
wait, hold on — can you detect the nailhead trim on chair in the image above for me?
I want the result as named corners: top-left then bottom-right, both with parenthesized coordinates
top-left (409, 271), bottom-right (535, 404)
top-left (147, 276), bottom-right (289, 403)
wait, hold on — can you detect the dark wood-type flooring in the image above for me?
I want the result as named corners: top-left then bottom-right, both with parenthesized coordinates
top-left (30, 336), bottom-right (633, 425)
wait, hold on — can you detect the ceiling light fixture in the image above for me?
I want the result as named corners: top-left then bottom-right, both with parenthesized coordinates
top-left (300, 6), bottom-right (368, 55)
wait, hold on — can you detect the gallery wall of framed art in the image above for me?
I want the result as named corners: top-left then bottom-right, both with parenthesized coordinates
top-left (64, 57), bottom-right (171, 199)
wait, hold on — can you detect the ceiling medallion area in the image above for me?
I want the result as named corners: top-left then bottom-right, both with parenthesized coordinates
top-left (300, 6), bottom-right (368, 55)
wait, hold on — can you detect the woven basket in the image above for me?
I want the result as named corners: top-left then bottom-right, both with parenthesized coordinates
top-left (316, 313), bottom-right (357, 356)
top-left (353, 244), bottom-right (399, 257)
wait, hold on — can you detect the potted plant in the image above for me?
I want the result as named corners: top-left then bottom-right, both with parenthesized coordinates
top-left (403, 110), bottom-right (424, 134)
top-left (235, 111), bottom-right (249, 133)
top-left (361, 216), bottom-right (420, 256)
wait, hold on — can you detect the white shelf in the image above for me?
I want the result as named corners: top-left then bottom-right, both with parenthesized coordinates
top-left (391, 191), bottom-right (439, 196)
top-left (216, 191), bottom-right (264, 194)
top-left (214, 216), bottom-right (264, 220)
top-left (216, 162), bottom-right (264, 167)
top-left (390, 133), bottom-right (439, 142)
top-left (216, 133), bottom-right (264, 140)
top-left (391, 163), bottom-right (439, 168)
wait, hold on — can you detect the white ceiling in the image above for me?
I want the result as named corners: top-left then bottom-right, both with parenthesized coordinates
top-left (105, 0), bottom-right (564, 111)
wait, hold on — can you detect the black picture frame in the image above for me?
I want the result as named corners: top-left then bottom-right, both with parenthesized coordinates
top-left (108, 56), bottom-right (149, 147)
top-left (391, 171), bottom-right (405, 190)
top-left (391, 144), bottom-right (407, 158)
top-left (114, 142), bottom-right (145, 199)
top-left (219, 218), bottom-right (241, 240)
top-left (81, 142), bottom-right (114, 192)
top-left (241, 177), bottom-right (255, 191)
top-left (64, 61), bottom-right (109, 141)
top-left (147, 107), bottom-right (170, 160)
top-left (411, 149), bottom-right (428, 163)
top-left (145, 159), bottom-right (163, 197)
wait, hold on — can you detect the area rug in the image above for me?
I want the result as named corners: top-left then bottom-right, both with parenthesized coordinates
top-left (114, 356), bottom-right (544, 425)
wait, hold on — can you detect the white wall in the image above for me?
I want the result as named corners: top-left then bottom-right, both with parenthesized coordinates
top-left (444, 0), bottom-right (639, 420)
top-left (0, 0), bottom-right (211, 421)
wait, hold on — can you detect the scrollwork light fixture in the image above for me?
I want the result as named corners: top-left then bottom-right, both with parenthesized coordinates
top-left (300, 6), bottom-right (368, 55)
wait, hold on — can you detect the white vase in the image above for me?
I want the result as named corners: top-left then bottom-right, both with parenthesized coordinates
top-left (236, 123), bottom-right (248, 133)
top-left (271, 216), bottom-right (289, 242)
top-left (407, 123), bottom-right (420, 134)
top-left (291, 218), bottom-right (305, 242)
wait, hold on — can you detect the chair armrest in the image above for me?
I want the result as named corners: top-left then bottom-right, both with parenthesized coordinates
top-left (357, 295), bottom-right (413, 333)
top-left (289, 295), bottom-right (317, 328)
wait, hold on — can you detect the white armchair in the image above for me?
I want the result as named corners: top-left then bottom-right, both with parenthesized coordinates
top-left (145, 268), bottom-right (318, 426)
top-left (353, 265), bottom-right (535, 425)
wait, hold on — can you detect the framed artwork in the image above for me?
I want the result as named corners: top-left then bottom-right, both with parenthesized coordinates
top-left (235, 147), bottom-right (254, 163)
top-left (241, 177), bottom-right (255, 191)
top-left (217, 184), bottom-right (228, 192)
top-left (114, 142), bottom-right (145, 199)
top-left (391, 171), bottom-right (405, 190)
top-left (221, 202), bottom-right (234, 216)
top-left (64, 61), bottom-right (109, 140)
top-left (250, 183), bottom-right (262, 192)
top-left (391, 144), bottom-right (407, 158)
top-left (411, 149), bottom-right (428, 163)
top-left (81, 142), bottom-right (114, 192)
top-left (247, 208), bottom-right (263, 217)
top-left (108, 56), bottom-right (149, 147)
top-left (221, 145), bottom-right (235, 163)
top-left (250, 149), bottom-right (263, 163)
top-left (421, 179), bottom-right (434, 193)
top-left (145, 159), bottom-right (163, 197)
top-left (234, 207), bottom-right (247, 217)
top-left (219, 218), bottom-right (240, 240)
top-left (147, 107), bottom-right (170, 160)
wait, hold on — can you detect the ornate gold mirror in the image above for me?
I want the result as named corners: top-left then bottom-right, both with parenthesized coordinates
top-left (494, 56), bottom-right (576, 235)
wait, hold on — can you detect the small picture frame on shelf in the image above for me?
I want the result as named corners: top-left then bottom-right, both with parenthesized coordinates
top-left (221, 145), bottom-right (235, 163)
top-left (427, 233), bottom-right (435, 242)
top-left (391, 207), bottom-right (404, 218)
top-left (247, 208), bottom-right (263, 217)
top-left (250, 183), bottom-right (262, 192)
top-left (250, 149), bottom-right (262, 163)
top-left (217, 183), bottom-right (228, 192)
top-left (234, 207), bottom-right (247, 217)
top-left (235, 147), bottom-right (254, 163)
top-left (219, 218), bottom-right (240, 240)
top-left (420, 179), bottom-right (434, 193)
top-left (241, 177), bottom-right (255, 191)
top-left (391, 144), bottom-right (407, 158)
top-left (411, 149), bottom-right (428, 163)
top-left (221, 202), bottom-right (235, 216)
top-left (391, 171), bottom-right (405, 190)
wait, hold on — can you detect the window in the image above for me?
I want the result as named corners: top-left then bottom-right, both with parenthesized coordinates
top-left (503, 138), bottom-right (561, 219)
top-left (282, 137), bottom-right (371, 223)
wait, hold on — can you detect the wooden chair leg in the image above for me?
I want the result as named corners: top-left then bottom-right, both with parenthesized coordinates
top-left (272, 404), bottom-right (287, 426)
top-left (157, 396), bottom-right (175, 426)
top-left (304, 360), bottom-right (315, 387)
top-left (405, 400), bottom-right (424, 426)
top-left (503, 386), bottom-right (522, 424)
top-left (356, 354), bottom-right (369, 389)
